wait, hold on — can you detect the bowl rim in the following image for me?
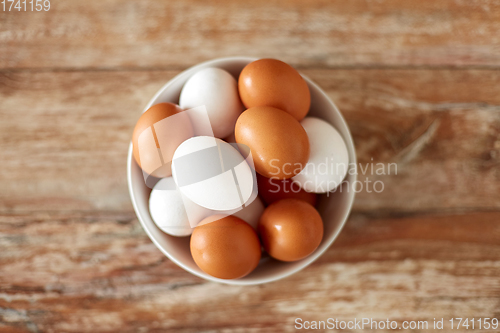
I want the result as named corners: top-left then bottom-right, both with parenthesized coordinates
top-left (127, 56), bottom-right (357, 285)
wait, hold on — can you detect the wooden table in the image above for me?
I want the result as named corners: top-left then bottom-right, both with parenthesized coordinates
top-left (1, 1), bottom-right (500, 332)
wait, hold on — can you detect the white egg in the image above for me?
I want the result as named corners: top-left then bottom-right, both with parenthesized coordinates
top-left (149, 177), bottom-right (212, 236)
top-left (292, 117), bottom-right (349, 193)
top-left (231, 196), bottom-right (265, 230)
top-left (179, 67), bottom-right (243, 138)
top-left (171, 136), bottom-right (255, 211)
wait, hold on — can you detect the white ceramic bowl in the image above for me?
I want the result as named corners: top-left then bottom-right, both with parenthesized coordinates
top-left (127, 57), bottom-right (357, 285)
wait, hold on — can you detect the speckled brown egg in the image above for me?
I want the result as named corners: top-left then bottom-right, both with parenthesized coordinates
top-left (190, 215), bottom-right (261, 279)
top-left (257, 174), bottom-right (318, 207)
top-left (132, 103), bottom-right (193, 178)
top-left (238, 59), bottom-right (311, 121)
top-left (259, 199), bottom-right (323, 262)
top-left (235, 106), bottom-right (309, 179)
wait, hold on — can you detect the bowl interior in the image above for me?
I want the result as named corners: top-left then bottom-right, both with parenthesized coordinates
top-left (127, 57), bottom-right (357, 285)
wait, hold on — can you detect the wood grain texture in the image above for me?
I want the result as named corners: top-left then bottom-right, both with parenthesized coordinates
top-left (1, 0), bottom-right (500, 331)
top-left (1, 0), bottom-right (500, 70)
top-left (1, 69), bottom-right (499, 213)
top-left (1, 211), bottom-right (499, 332)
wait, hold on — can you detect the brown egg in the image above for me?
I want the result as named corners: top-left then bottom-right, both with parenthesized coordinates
top-left (257, 174), bottom-right (318, 207)
top-left (235, 106), bottom-right (309, 179)
top-left (259, 199), bottom-right (323, 262)
top-left (238, 59), bottom-right (311, 121)
top-left (132, 103), bottom-right (193, 178)
top-left (190, 215), bottom-right (261, 279)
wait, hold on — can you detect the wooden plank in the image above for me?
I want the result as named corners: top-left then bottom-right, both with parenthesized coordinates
top-left (0, 211), bottom-right (499, 332)
top-left (313, 69), bottom-right (500, 213)
top-left (1, 0), bottom-right (500, 69)
top-left (0, 70), bottom-right (175, 212)
top-left (1, 69), bottom-right (499, 213)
